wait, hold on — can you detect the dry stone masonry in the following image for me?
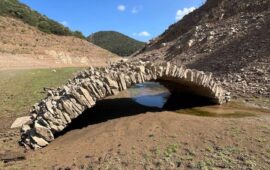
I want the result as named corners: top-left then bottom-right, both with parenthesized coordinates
top-left (20, 59), bottom-right (228, 149)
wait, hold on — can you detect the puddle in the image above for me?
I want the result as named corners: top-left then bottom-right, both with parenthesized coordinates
top-left (129, 82), bottom-right (170, 108)
top-left (128, 82), bottom-right (258, 118)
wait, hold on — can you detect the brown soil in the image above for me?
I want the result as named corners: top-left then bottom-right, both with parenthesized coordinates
top-left (0, 16), bottom-right (120, 70)
top-left (1, 91), bottom-right (270, 170)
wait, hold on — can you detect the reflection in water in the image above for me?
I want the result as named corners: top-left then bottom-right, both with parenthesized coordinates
top-left (129, 82), bottom-right (215, 109)
top-left (129, 82), bottom-right (170, 108)
top-left (134, 93), bottom-right (170, 109)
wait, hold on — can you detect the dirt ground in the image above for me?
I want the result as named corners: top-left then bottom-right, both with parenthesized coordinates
top-left (0, 90), bottom-right (270, 170)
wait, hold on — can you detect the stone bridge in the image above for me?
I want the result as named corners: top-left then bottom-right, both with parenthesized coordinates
top-left (20, 60), bottom-right (228, 149)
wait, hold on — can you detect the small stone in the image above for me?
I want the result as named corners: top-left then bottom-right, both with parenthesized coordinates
top-left (11, 116), bottom-right (32, 129)
top-left (34, 121), bottom-right (54, 142)
top-left (104, 76), bottom-right (118, 89)
top-left (188, 39), bottom-right (194, 47)
top-left (21, 125), bottom-right (31, 133)
top-left (31, 135), bottom-right (49, 147)
top-left (135, 66), bottom-right (145, 73)
top-left (225, 92), bottom-right (231, 96)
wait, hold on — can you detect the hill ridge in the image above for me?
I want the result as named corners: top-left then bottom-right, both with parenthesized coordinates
top-left (88, 31), bottom-right (145, 56)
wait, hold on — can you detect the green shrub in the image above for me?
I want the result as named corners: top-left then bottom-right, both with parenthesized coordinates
top-left (87, 31), bottom-right (145, 56)
top-left (73, 31), bottom-right (85, 39)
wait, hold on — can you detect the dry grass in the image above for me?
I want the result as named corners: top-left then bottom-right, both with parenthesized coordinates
top-left (0, 68), bottom-right (82, 118)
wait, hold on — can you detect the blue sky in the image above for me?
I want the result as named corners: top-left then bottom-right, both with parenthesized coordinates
top-left (20, 0), bottom-right (205, 42)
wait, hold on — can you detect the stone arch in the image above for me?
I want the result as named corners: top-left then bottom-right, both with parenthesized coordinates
top-left (20, 60), bottom-right (228, 149)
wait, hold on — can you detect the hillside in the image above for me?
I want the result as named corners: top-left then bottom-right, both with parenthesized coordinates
top-left (136, 0), bottom-right (270, 99)
top-left (0, 16), bottom-right (119, 70)
top-left (0, 0), bottom-right (84, 38)
top-left (87, 31), bottom-right (145, 56)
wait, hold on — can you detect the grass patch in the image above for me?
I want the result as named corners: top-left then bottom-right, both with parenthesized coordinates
top-left (164, 144), bottom-right (178, 158)
top-left (0, 67), bottom-right (82, 117)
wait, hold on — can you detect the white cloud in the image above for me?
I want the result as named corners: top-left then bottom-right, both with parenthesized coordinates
top-left (60, 21), bottom-right (68, 26)
top-left (131, 6), bottom-right (142, 14)
top-left (175, 7), bottom-right (196, 21)
top-left (133, 31), bottom-right (151, 37)
top-left (117, 5), bottom-right (126, 11)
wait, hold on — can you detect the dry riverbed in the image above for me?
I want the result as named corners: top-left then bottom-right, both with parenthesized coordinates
top-left (0, 83), bottom-right (270, 170)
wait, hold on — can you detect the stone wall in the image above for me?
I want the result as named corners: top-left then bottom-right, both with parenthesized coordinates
top-left (20, 59), bottom-right (228, 149)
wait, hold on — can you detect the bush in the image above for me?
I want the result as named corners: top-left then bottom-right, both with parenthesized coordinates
top-left (73, 31), bottom-right (85, 39)
top-left (87, 31), bottom-right (145, 56)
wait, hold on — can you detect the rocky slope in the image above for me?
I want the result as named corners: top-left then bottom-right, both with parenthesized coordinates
top-left (88, 31), bottom-right (145, 56)
top-left (0, 16), bottom-right (119, 70)
top-left (136, 0), bottom-right (270, 99)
